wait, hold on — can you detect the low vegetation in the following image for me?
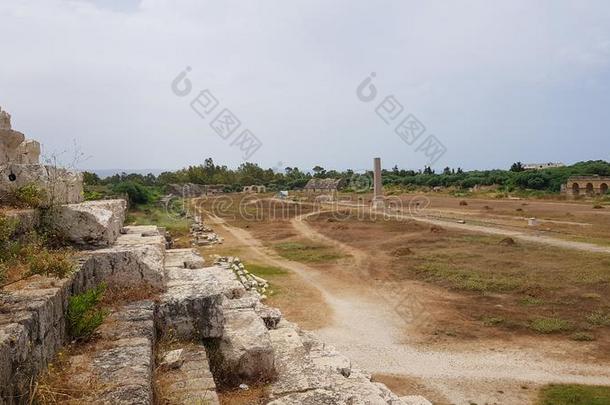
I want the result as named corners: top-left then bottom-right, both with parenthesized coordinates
top-left (66, 283), bottom-right (107, 341)
top-left (274, 241), bottom-right (344, 263)
top-left (537, 384), bottom-right (610, 405)
top-left (7, 183), bottom-right (46, 208)
top-left (529, 318), bottom-right (574, 334)
top-left (0, 213), bottom-right (76, 285)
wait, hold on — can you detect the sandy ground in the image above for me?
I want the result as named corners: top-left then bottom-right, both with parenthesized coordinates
top-left (202, 208), bottom-right (610, 405)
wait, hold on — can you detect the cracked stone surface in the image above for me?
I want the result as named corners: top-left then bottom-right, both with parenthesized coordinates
top-left (80, 226), bottom-right (166, 289)
top-left (45, 199), bottom-right (126, 248)
top-left (156, 344), bottom-right (219, 404)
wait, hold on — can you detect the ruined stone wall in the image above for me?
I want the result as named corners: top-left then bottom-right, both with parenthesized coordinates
top-left (0, 107), bottom-right (82, 206)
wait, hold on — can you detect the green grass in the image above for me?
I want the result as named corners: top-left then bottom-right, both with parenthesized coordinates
top-left (246, 263), bottom-right (289, 277)
top-left (412, 263), bottom-right (520, 293)
top-left (273, 242), bottom-right (344, 263)
top-left (126, 204), bottom-right (189, 234)
top-left (537, 384), bottom-right (610, 405)
top-left (529, 318), bottom-right (574, 334)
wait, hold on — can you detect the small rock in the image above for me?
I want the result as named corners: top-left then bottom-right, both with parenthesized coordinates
top-left (160, 349), bottom-right (184, 370)
top-left (239, 383), bottom-right (249, 391)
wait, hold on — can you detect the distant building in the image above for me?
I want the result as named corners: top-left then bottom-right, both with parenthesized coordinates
top-left (523, 162), bottom-right (565, 170)
top-left (303, 178), bottom-right (345, 193)
top-left (566, 176), bottom-right (610, 197)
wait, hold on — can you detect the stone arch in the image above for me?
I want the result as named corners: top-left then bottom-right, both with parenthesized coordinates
top-left (601, 183), bottom-right (609, 195)
top-left (586, 183), bottom-right (594, 196)
top-left (572, 183), bottom-right (580, 196)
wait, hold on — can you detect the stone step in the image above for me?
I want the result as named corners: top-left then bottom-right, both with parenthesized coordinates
top-left (155, 344), bottom-right (219, 404)
top-left (61, 300), bottom-right (156, 404)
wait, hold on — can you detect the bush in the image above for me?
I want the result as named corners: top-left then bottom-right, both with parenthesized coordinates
top-left (111, 181), bottom-right (153, 205)
top-left (9, 184), bottom-right (46, 208)
top-left (67, 283), bottom-right (107, 341)
top-left (28, 248), bottom-right (74, 278)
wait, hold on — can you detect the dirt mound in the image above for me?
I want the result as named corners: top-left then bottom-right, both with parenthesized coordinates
top-left (498, 237), bottom-right (516, 246)
top-left (459, 200), bottom-right (468, 206)
top-left (430, 225), bottom-right (445, 233)
top-left (391, 247), bottom-right (414, 257)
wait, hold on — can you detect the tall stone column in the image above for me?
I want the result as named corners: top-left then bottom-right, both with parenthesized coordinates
top-left (373, 157), bottom-right (384, 209)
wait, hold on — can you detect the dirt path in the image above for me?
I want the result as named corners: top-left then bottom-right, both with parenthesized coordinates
top-left (203, 209), bottom-right (610, 404)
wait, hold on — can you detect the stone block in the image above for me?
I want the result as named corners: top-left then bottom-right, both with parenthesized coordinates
top-left (218, 308), bottom-right (275, 382)
top-left (45, 199), bottom-right (126, 248)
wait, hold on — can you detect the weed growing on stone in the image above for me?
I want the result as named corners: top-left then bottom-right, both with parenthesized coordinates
top-left (67, 283), bottom-right (108, 341)
top-left (8, 183), bottom-right (46, 208)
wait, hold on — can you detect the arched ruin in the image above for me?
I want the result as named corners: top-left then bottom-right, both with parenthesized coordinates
top-left (566, 176), bottom-right (610, 197)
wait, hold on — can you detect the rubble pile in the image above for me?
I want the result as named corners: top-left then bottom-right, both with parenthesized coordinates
top-left (190, 215), bottom-right (223, 246)
top-left (214, 256), bottom-right (272, 299)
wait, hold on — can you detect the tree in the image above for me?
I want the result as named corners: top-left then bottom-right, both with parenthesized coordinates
top-left (312, 165), bottom-right (326, 178)
top-left (510, 162), bottom-right (524, 172)
top-left (82, 171), bottom-right (100, 185)
top-left (443, 167), bottom-right (452, 175)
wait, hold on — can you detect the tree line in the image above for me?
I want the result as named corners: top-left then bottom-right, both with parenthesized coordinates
top-left (83, 159), bottom-right (610, 204)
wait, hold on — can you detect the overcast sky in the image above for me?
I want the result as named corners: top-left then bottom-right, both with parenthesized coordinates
top-left (1, 0), bottom-right (609, 173)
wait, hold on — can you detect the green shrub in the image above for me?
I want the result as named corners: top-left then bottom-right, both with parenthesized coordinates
top-left (10, 184), bottom-right (46, 208)
top-left (28, 248), bottom-right (74, 278)
top-left (111, 181), bottom-right (153, 205)
top-left (67, 283), bottom-right (107, 341)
